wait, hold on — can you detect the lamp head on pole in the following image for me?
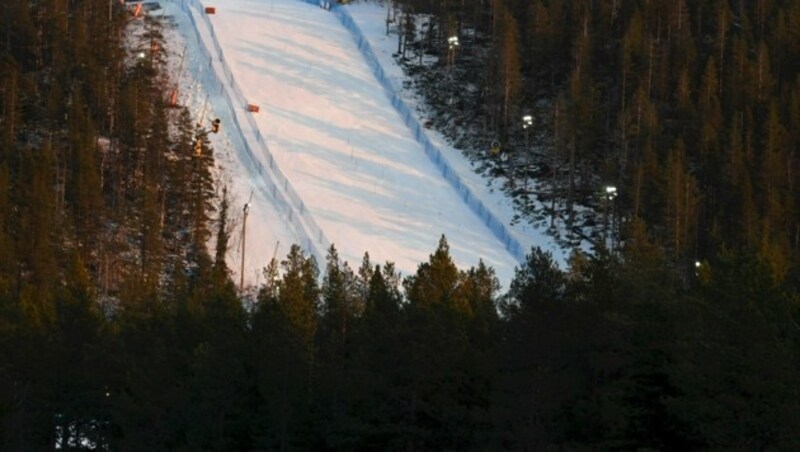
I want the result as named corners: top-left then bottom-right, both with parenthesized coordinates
top-left (448, 35), bottom-right (459, 50)
top-left (605, 185), bottom-right (617, 200)
top-left (522, 114), bottom-right (533, 129)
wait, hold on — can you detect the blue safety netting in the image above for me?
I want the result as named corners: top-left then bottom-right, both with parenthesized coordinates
top-left (179, 0), bottom-right (330, 262)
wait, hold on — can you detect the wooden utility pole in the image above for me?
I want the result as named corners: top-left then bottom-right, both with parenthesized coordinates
top-left (240, 202), bottom-right (250, 292)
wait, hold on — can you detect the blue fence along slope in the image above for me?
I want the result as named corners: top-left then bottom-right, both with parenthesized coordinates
top-left (325, 1), bottom-right (526, 262)
top-left (179, 0), bottom-right (331, 262)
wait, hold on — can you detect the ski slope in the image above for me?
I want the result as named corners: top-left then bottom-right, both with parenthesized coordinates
top-left (174, 0), bottom-right (535, 287)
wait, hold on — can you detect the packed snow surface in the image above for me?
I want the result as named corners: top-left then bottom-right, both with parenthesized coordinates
top-left (167, 0), bottom-right (570, 290)
top-left (182, 0), bottom-right (522, 286)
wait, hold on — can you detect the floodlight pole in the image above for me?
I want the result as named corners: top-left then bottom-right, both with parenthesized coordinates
top-left (447, 35), bottom-right (459, 70)
top-left (603, 185), bottom-right (617, 249)
top-left (522, 114), bottom-right (533, 207)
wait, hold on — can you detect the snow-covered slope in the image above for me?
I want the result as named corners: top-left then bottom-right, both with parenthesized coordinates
top-left (170, 0), bottom-right (565, 288)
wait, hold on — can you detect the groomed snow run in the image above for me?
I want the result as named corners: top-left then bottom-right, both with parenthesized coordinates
top-left (175, 0), bottom-right (560, 288)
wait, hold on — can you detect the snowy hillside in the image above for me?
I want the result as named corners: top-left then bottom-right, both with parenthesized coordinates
top-left (163, 0), bottom-right (566, 288)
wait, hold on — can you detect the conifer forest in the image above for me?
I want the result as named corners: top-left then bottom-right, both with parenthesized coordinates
top-left (1, 0), bottom-right (800, 449)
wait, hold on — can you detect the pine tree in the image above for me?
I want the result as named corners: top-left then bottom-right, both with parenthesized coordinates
top-left (0, 159), bottom-right (12, 290)
top-left (354, 251), bottom-right (374, 307)
top-left (49, 253), bottom-right (110, 450)
top-left (498, 6), bottom-right (521, 131)
top-left (665, 138), bottom-right (699, 262)
top-left (314, 245), bottom-right (362, 448)
top-left (251, 251), bottom-right (317, 450)
top-left (492, 247), bottom-right (577, 449)
top-left (400, 236), bottom-right (488, 449)
top-left (139, 181), bottom-right (163, 287)
top-left (502, 247), bottom-right (564, 314)
top-left (759, 100), bottom-right (791, 279)
top-left (320, 245), bottom-right (357, 346)
top-left (670, 251), bottom-right (800, 449)
top-left (754, 40), bottom-right (774, 104)
top-left (347, 264), bottom-right (405, 449)
top-left (17, 139), bottom-right (58, 327)
top-left (403, 235), bottom-right (460, 307)
top-left (187, 129), bottom-right (216, 254)
top-left (278, 244), bottom-right (319, 349)
top-left (213, 185), bottom-right (231, 282)
top-left (67, 89), bottom-right (103, 248)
